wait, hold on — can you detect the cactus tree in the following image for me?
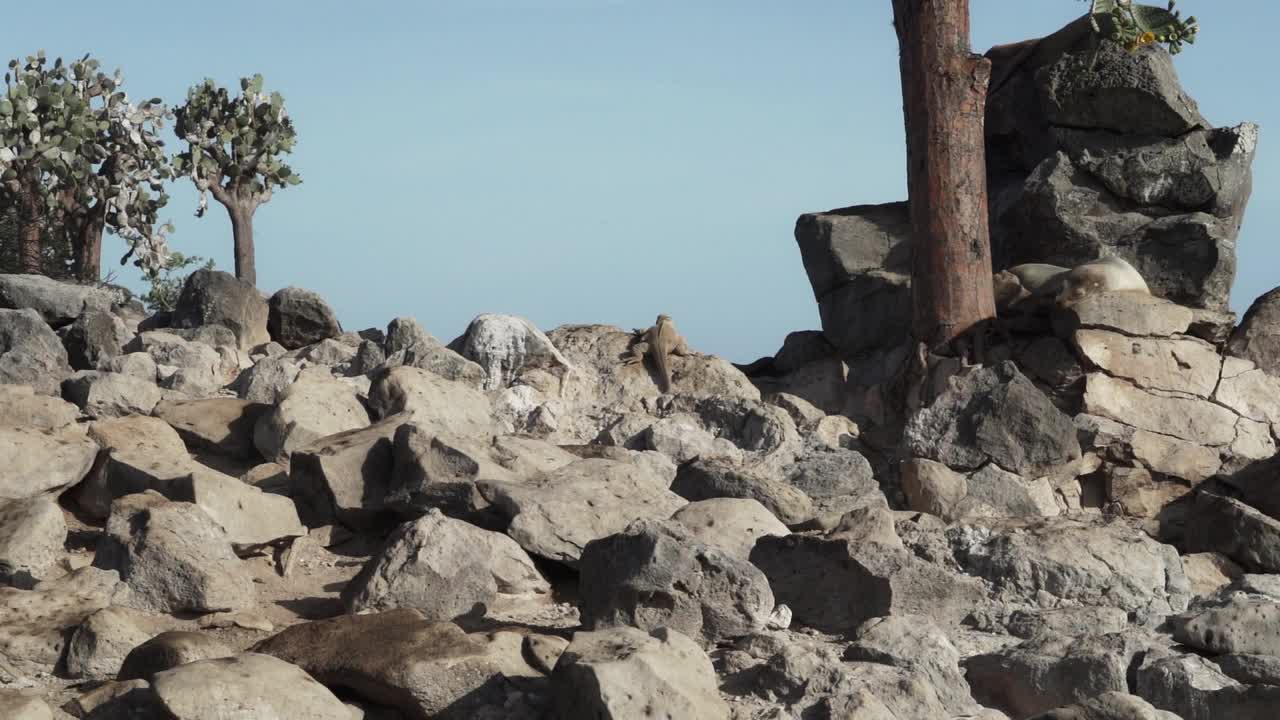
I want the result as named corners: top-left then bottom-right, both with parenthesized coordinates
top-left (0, 51), bottom-right (93, 274)
top-left (1087, 0), bottom-right (1199, 53)
top-left (173, 74), bottom-right (301, 287)
top-left (0, 51), bottom-right (173, 281)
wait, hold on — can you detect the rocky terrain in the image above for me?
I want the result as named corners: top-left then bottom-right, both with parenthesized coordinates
top-left (2, 19), bottom-right (1280, 720)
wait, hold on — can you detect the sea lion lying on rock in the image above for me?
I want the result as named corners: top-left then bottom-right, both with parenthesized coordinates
top-left (1055, 256), bottom-right (1150, 306)
top-left (994, 263), bottom-right (1070, 312)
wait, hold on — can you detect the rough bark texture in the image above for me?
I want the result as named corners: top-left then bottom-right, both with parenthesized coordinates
top-left (892, 0), bottom-right (997, 350)
top-left (73, 207), bottom-right (105, 283)
top-left (227, 202), bottom-right (257, 288)
top-left (18, 184), bottom-right (44, 275)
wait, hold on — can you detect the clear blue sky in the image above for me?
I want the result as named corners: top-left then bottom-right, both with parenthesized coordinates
top-left (3, 1), bottom-right (1274, 362)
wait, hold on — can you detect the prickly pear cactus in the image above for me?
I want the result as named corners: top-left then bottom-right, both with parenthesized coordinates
top-left (1086, 0), bottom-right (1199, 54)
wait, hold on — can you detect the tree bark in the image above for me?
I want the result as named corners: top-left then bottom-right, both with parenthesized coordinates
top-left (73, 205), bottom-right (105, 282)
top-left (226, 201), bottom-right (257, 287)
top-left (17, 184), bottom-right (44, 275)
top-left (891, 0), bottom-right (996, 351)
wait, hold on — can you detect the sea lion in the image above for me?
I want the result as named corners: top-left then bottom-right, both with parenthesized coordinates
top-left (1056, 256), bottom-right (1150, 306)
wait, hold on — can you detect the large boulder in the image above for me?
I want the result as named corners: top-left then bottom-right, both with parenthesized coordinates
top-left (1185, 492), bottom-right (1280, 573)
top-left (670, 498), bottom-right (790, 559)
top-left (578, 518), bottom-right (775, 645)
top-left (341, 510), bottom-right (529, 619)
top-left (478, 456), bottom-right (686, 567)
top-left (750, 511), bottom-right (985, 632)
top-left (61, 370), bottom-right (162, 418)
top-left (951, 517), bottom-right (1190, 618)
top-left (252, 610), bottom-right (545, 720)
top-left (124, 331), bottom-right (224, 396)
top-left (449, 313), bottom-right (573, 391)
top-left (153, 396), bottom-right (271, 460)
top-left (1027, 692), bottom-right (1181, 720)
top-left (0, 496), bottom-right (66, 586)
top-left (0, 567), bottom-right (121, 676)
top-left (145, 653), bottom-right (353, 720)
top-left (117, 631), bottom-right (234, 682)
top-left (904, 361), bottom-right (1081, 475)
top-left (0, 424), bottom-right (98, 503)
top-left (1228, 286), bottom-right (1280, 377)
top-left (366, 365), bottom-right (493, 437)
top-left (985, 23), bottom-right (1254, 314)
top-left (550, 626), bottom-right (729, 720)
top-left (266, 286), bottom-right (342, 350)
top-left (382, 316), bottom-right (486, 387)
top-left (792, 202), bottom-right (912, 357)
top-left (289, 412), bottom-right (409, 529)
top-left (965, 631), bottom-right (1151, 718)
top-left (170, 269), bottom-right (269, 350)
top-left (64, 606), bottom-right (156, 680)
top-left (62, 308), bottom-right (127, 370)
top-left (1173, 597), bottom-right (1280, 657)
top-left (0, 308), bottom-right (72, 395)
top-left (0, 384), bottom-right (79, 431)
top-left (0, 274), bottom-right (114, 327)
top-left (254, 375), bottom-right (371, 463)
top-left (92, 491), bottom-right (255, 614)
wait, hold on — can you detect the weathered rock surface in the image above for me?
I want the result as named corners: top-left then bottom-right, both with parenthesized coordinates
top-left (965, 631), bottom-right (1149, 718)
top-left (751, 517), bottom-right (984, 632)
top-left (146, 653), bottom-right (353, 720)
top-left (1228, 286), bottom-right (1280, 377)
top-left (672, 457), bottom-right (814, 525)
top-left (65, 606), bottom-right (155, 680)
top-left (1184, 491), bottom-right (1280, 573)
top-left (578, 518), bottom-right (774, 645)
top-left (61, 370), bottom-right (162, 418)
top-left (450, 312), bottom-right (573, 391)
top-left (0, 384), bottom-right (79, 430)
top-left (0, 690), bottom-right (52, 720)
top-left (366, 365), bottom-right (493, 437)
top-left (479, 456), bottom-right (686, 567)
top-left (154, 396), bottom-right (270, 460)
top-left (117, 631), bottom-right (235, 681)
top-left (0, 274), bottom-right (113, 327)
top-left (254, 375), bottom-right (371, 463)
top-left (551, 626), bottom-right (729, 720)
top-left (231, 355), bottom-right (302, 404)
top-left (904, 362), bottom-right (1081, 475)
top-left (951, 517), bottom-right (1190, 618)
top-left (171, 269), bottom-right (270, 350)
top-left (0, 567), bottom-right (120, 676)
top-left (0, 424), bottom-right (97, 502)
top-left (670, 498), bottom-right (789, 559)
top-left (1173, 597), bottom-right (1280, 657)
top-left (289, 412), bottom-right (408, 529)
top-left (63, 308), bottom-right (127, 370)
top-left (1027, 692), bottom-right (1181, 720)
top-left (382, 316), bottom-right (487, 388)
top-left (341, 510), bottom-right (516, 619)
top-left (1136, 652), bottom-right (1280, 720)
top-left (0, 496), bottom-right (66, 586)
top-left (267, 286), bottom-right (343, 350)
top-left (92, 492), bottom-right (255, 613)
top-left (125, 330), bottom-right (223, 396)
top-left (252, 610), bottom-right (544, 719)
top-left (0, 308), bottom-right (72, 395)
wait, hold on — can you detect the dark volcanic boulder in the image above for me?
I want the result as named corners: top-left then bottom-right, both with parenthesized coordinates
top-left (267, 287), bottom-right (342, 350)
top-left (1228, 286), bottom-right (1280, 377)
top-left (171, 269), bottom-right (269, 350)
top-left (0, 308), bottom-right (73, 395)
top-left (903, 361), bottom-right (1080, 475)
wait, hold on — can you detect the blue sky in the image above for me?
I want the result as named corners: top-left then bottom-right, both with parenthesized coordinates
top-left (2, 1), bottom-right (1273, 362)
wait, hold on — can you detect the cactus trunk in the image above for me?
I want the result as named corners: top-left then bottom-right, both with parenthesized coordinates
top-left (891, 0), bottom-right (997, 351)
